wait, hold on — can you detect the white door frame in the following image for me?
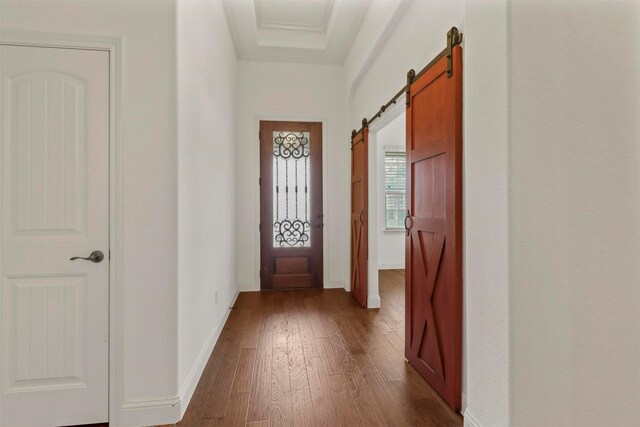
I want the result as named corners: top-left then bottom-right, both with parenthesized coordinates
top-left (0, 30), bottom-right (124, 425)
top-left (365, 94), bottom-right (406, 308)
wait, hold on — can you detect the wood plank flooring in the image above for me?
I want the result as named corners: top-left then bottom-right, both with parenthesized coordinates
top-left (172, 270), bottom-right (462, 427)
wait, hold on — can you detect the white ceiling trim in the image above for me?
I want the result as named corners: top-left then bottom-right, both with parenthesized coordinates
top-left (254, 0), bottom-right (335, 33)
top-left (223, 0), bottom-right (372, 65)
top-left (238, 52), bottom-right (342, 65)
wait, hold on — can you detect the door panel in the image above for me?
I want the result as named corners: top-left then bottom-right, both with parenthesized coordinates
top-left (0, 45), bottom-right (109, 426)
top-left (405, 45), bottom-right (462, 411)
top-left (260, 121), bottom-right (323, 289)
top-left (350, 129), bottom-right (367, 307)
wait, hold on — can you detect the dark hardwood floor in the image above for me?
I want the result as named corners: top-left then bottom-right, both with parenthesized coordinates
top-left (170, 269), bottom-right (462, 426)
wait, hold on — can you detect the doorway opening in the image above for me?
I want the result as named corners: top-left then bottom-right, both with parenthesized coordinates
top-left (365, 101), bottom-right (407, 311)
top-left (259, 120), bottom-right (324, 290)
top-left (368, 110), bottom-right (407, 342)
top-left (374, 111), bottom-right (406, 321)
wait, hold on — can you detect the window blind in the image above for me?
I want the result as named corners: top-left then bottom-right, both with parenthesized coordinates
top-left (384, 151), bottom-right (406, 229)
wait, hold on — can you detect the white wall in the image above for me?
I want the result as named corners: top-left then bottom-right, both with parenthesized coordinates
top-left (509, 2), bottom-right (640, 425)
top-left (462, 1), bottom-right (510, 425)
top-left (0, 1), bottom-right (181, 424)
top-left (343, 0), bottom-right (409, 102)
top-left (375, 112), bottom-right (405, 270)
top-left (176, 0), bottom-right (238, 419)
top-left (235, 61), bottom-right (348, 291)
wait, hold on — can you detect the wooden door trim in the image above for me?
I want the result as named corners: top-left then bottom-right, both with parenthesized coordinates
top-left (0, 31), bottom-right (125, 424)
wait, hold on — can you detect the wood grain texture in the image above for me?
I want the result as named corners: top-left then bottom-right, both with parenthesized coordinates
top-left (271, 346), bottom-right (292, 426)
top-left (171, 273), bottom-right (461, 427)
top-left (350, 128), bottom-right (368, 307)
top-left (406, 44), bottom-right (463, 411)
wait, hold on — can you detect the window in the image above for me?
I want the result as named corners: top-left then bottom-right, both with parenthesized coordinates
top-left (384, 150), bottom-right (406, 230)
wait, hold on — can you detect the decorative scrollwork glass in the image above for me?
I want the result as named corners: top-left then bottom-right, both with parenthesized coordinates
top-left (273, 131), bottom-right (311, 247)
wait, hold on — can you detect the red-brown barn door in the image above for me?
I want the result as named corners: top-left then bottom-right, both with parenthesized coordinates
top-left (405, 43), bottom-right (463, 411)
top-left (350, 128), bottom-right (368, 307)
top-left (260, 121), bottom-right (323, 289)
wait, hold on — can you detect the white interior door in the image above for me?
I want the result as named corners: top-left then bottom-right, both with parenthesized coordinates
top-left (0, 44), bottom-right (109, 426)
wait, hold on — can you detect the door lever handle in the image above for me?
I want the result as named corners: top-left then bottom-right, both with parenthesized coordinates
top-left (70, 250), bottom-right (104, 263)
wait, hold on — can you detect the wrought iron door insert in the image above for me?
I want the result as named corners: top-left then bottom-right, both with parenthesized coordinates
top-left (272, 131), bottom-right (311, 247)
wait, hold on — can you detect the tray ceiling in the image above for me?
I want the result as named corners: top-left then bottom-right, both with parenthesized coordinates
top-left (223, 0), bottom-right (372, 64)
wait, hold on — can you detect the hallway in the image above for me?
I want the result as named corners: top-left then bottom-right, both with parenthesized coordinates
top-left (176, 271), bottom-right (461, 426)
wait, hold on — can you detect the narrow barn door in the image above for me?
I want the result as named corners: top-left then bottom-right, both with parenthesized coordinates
top-left (350, 128), bottom-right (368, 307)
top-left (260, 121), bottom-right (323, 289)
top-left (405, 42), bottom-right (463, 411)
top-left (0, 45), bottom-right (110, 425)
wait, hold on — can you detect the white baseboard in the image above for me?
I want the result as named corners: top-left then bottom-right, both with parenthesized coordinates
top-left (378, 263), bottom-right (405, 270)
top-left (324, 280), bottom-right (346, 289)
top-left (239, 281), bottom-right (347, 291)
top-left (463, 408), bottom-right (483, 427)
top-left (238, 282), bottom-right (258, 292)
top-left (367, 294), bottom-right (381, 308)
top-left (119, 396), bottom-right (181, 426)
top-left (177, 290), bottom-right (240, 418)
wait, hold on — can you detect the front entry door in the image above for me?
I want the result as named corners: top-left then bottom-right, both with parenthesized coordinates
top-left (350, 128), bottom-right (368, 307)
top-left (405, 43), bottom-right (463, 411)
top-left (0, 45), bottom-right (110, 425)
top-left (260, 121), bottom-right (323, 289)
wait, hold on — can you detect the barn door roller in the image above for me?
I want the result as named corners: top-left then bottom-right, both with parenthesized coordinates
top-left (447, 27), bottom-right (463, 78)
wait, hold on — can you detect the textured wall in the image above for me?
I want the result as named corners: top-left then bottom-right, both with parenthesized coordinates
top-left (509, 1), bottom-right (640, 425)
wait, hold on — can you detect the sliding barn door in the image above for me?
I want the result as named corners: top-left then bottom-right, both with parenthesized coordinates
top-left (405, 44), bottom-right (463, 411)
top-left (350, 128), bottom-right (368, 307)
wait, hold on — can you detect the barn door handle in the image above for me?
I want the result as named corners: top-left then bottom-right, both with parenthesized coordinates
top-left (70, 250), bottom-right (104, 263)
top-left (404, 210), bottom-right (411, 236)
top-left (359, 209), bottom-right (364, 226)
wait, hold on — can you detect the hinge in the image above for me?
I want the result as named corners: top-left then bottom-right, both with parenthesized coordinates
top-left (259, 130), bottom-right (261, 140)
top-left (259, 223), bottom-right (261, 232)
top-left (259, 177), bottom-right (262, 186)
top-left (447, 27), bottom-right (463, 78)
top-left (109, 250), bottom-right (111, 261)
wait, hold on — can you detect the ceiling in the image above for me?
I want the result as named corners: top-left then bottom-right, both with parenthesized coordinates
top-left (223, 0), bottom-right (372, 64)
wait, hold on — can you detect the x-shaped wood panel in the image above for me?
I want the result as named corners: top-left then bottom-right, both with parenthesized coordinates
top-left (409, 230), bottom-right (445, 379)
top-left (351, 217), bottom-right (362, 292)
